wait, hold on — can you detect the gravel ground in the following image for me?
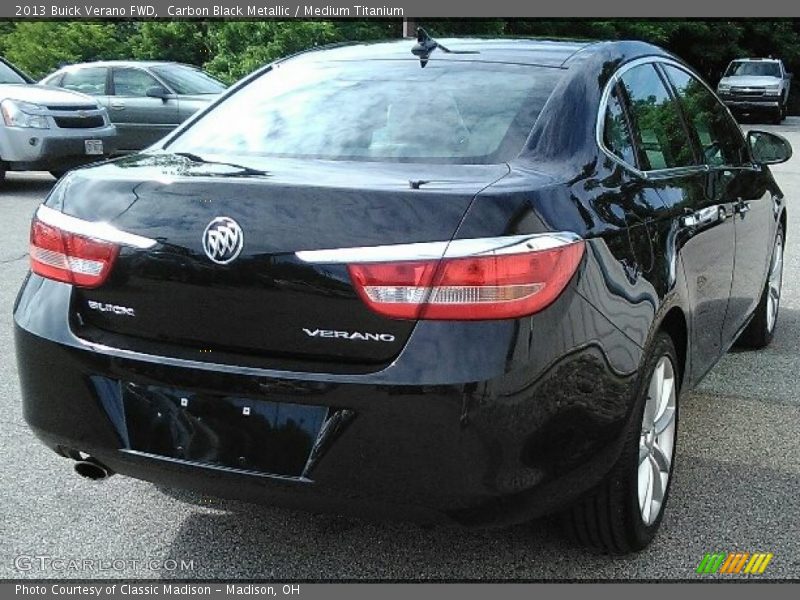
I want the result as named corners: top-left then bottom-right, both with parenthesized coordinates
top-left (1, 121), bottom-right (799, 580)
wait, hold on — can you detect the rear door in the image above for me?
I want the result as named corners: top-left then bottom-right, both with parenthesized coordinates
top-left (617, 62), bottom-right (736, 379)
top-left (109, 67), bottom-right (180, 151)
top-left (662, 64), bottom-right (773, 344)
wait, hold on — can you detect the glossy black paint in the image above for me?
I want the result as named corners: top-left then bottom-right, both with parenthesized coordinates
top-left (106, 378), bottom-right (330, 477)
top-left (54, 156), bottom-right (510, 366)
top-left (14, 39), bottom-right (785, 525)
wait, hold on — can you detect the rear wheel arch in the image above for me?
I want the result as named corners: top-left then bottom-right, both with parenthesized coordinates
top-left (657, 307), bottom-right (688, 389)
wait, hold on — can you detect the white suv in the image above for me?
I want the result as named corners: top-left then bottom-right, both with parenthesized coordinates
top-left (0, 58), bottom-right (116, 182)
top-left (717, 58), bottom-right (792, 123)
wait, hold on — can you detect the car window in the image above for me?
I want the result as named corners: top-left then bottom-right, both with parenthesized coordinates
top-left (150, 65), bottom-right (225, 95)
top-left (60, 67), bottom-right (107, 95)
top-left (0, 61), bottom-right (28, 84)
top-left (618, 64), bottom-right (696, 170)
top-left (662, 65), bottom-right (748, 168)
top-left (112, 68), bottom-right (161, 97)
top-left (166, 60), bottom-right (563, 165)
top-left (725, 61), bottom-right (781, 78)
top-left (602, 84), bottom-right (637, 167)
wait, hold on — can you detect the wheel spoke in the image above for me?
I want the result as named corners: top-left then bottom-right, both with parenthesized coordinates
top-left (648, 455), bottom-right (665, 517)
top-left (639, 436), bottom-right (650, 465)
top-left (644, 364), bottom-right (662, 429)
top-left (638, 458), bottom-right (653, 519)
top-left (651, 440), bottom-right (672, 472)
top-left (656, 372), bottom-right (674, 424)
top-left (767, 295), bottom-right (776, 331)
top-left (771, 257), bottom-right (782, 280)
top-left (654, 405), bottom-right (675, 436)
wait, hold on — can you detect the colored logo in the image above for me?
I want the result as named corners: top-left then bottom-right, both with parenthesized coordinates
top-left (696, 552), bottom-right (774, 575)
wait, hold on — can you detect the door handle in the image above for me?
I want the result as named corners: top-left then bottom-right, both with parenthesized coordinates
top-left (681, 205), bottom-right (725, 228)
top-left (110, 102), bottom-right (125, 110)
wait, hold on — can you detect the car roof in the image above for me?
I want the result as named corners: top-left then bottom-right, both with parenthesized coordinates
top-left (53, 40), bottom-right (666, 74)
top-left (57, 60), bottom-right (185, 70)
top-left (731, 58), bottom-right (782, 63)
top-left (287, 37), bottom-right (611, 68)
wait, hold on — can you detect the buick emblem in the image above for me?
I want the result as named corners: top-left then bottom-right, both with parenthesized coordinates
top-left (202, 217), bottom-right (244, 264)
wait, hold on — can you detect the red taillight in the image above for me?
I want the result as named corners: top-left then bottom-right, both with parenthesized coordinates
top-left (30, 218), bottom-right (119, 288)
top-left (348, 240), bottom-right (585, 320)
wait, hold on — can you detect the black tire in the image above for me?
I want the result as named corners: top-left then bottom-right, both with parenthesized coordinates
top-left (738, 226), bottom-right (784, 349)
top-left (563, 332), bottom-right (679, 554)
top-left (772, 108), bottom-right (783, 125)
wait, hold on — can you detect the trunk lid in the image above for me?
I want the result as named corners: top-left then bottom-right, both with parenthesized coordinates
top-left (57, 153), bottom-right (508, 367)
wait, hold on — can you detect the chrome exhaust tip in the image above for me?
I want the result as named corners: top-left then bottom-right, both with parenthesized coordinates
top-left (74, 458), bottom-right (113, 481)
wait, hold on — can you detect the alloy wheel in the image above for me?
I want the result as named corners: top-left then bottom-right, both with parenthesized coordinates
top-left (767, 234), bottom-right (784, 333)
top-left (637, 356), bottom-right (677, 526)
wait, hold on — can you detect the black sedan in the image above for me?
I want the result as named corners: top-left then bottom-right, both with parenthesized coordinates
top-left (14, 35), bottom-right (790, 553)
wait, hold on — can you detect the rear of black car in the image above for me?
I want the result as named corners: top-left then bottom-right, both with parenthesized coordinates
top-left (14, 43), bottom-right (642, 525)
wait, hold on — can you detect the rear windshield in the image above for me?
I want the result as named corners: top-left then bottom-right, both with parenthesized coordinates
top-left (725, 61), bottom-right (781, 78)
top-left (150, 64), bottom-right (226, 95)
top-left (166, 59), bottom-right (563, 164)
top-left (0, 60), bottom-right (27, 84)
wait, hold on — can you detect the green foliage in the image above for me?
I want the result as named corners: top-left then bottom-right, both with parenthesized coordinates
top-left (204, 21), bottom-right (395, 82)
top-left (1, 19), bottom-right (799, 109)
top-left (130, 21), bottom-right (213, 66)
top-left (204, 21), bottom-right (338, 82)
top-left (1, 22), bottom-right (128, 78)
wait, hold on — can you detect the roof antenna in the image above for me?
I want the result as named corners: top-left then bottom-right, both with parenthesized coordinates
top-left (411, 27), bottom-right (478, 68)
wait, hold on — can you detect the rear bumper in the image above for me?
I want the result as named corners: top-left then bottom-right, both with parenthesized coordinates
top-left (1, 124), bottom-right (117, 170)
top-left (14, 275), bottom-right (642, 527)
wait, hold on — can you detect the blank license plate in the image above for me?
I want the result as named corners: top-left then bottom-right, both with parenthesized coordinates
top-left (84, 139), bottom-right (103, 155)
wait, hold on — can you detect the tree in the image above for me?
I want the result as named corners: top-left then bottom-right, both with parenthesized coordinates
top-left (1, 19), bottom-right (799, 111)
top-left (1, 22), bottom-right (127, 78)
top-left (130, 21), bottom-right (213, 66)
top-left (203, 21), bottom-right (393, 83)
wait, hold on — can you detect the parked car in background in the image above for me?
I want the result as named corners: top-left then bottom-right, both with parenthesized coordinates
top-left (15, 36), bottom-right (790, 554)
top-left (717, 58), bottom-right (792, 123)
top-left (41, 61), bottom-right (226, 152)
top-left (1, 57), bottom-right (116, 182)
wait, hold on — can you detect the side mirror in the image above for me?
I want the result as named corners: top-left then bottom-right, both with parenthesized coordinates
top-left (145, 85), bottom-right (170, 100)
top-left (787, 72), bottom-right (794, 80)
top-left (747, 130), bottom-right (793, 165)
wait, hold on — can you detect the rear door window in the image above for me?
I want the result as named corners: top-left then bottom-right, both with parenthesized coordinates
top-left (61, 67), bottom-right (107, 96)
top-left (602, 84), bottom-right (637, 167)
top-left (618, 63), bottom-right (696, 170)
top-left (661, 65), bottom-right (748, 167)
